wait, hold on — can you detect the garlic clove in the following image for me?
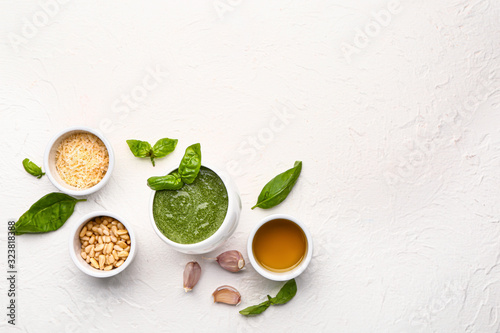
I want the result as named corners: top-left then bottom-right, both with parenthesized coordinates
top-left (212, 285), bottom-right (241, 305)
top-left (183, 261), bottom-right (201, 292)
top-left (216, 250), bottom-right (245, 272)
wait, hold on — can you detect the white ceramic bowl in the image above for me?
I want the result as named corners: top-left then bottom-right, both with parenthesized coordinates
top-left (69, 211), bottom-right (137, 278)
top-left (149, 163), bottom-right (241, 254)
top-left (44, 126), bottom-right (114, 196)
top-left (247, 214), bottom-right (313, 281)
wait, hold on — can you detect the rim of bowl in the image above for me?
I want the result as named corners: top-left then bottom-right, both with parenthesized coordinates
top-left (44, 126), bottom-right (115, 196)
top-left (69, 211), bottom-right (136, 278)
top-left (149, 163), bottom-right (235, 252)
top-left (247, 214), bottom-right (314, 281)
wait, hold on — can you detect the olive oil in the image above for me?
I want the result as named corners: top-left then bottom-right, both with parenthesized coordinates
top-left (252, 219), bottom-right (307, 272)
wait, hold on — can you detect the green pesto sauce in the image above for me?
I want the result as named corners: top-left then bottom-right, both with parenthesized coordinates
top-left (153, 167), bottom-right (228, 244)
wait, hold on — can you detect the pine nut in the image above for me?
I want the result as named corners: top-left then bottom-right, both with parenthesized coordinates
top-left (81, 236), bottom-right (89, 241)
top-left (104, 265), bottom-right (113, 271)
top-left (90, 258), bottom-right (99, 269)
top-left (117, 223), bottom-right (124, 229)
top-left (99, 255), bottom-right (105, 270)
top-left (85, 245), bottom-right (93, 253)
top-left (117, 229), bottom-right (128, 235)
top-left (79, 227), bottom-right (87, 238)
top-left (86, 257), bottom-right (90, 264)
top-left (98, 236), bottom-right (103, 244)
top-left (81, 252), bottom-right (87, 260)
top-left (104, 236), bottom-right (111, 243)
top-left (120, 235), bottom-right (130, 240)
top-left (127, 240), bottom-right (131, 245)
top-left (94, 244), bottom-right (104, 252)
top-left (115, 260), bottom-right (124, 267)
top-left (110, 236), bottom-right (117, 243)
top-left (117, 251), bottom-right (129, 258)
top-left (89, 248), bottom-right (95, 258)
top-left (124, 246), bottom-right (130, 252)
top-left (107, 255), bottom-right (115, 264)
top-left (82, 241), bottom-right (89, 247)
top-left (89, 235), bottom-right (95, 244)
top-left (117, 241), bottom-right (127, 249)
top-left (85, 231), bottom-right (92, 237)
top-left (114, 245), bottom-right (122, 252)
top-left (105, 243), bottom-right (113, 254)
top-left (112, 250), bottom-right (118, 260)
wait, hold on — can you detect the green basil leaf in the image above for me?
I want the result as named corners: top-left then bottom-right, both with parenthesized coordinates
top-left (150, 138), bottom-right (178, 167)
top-left (178, 143), bottom-right (201, 184)
top-left (152, 138), bottom-right (178, 158)
top-left (239, 300), bottom-right (271, 316)
top-left (240, 280), bottom-right (298, 317)
top-left (147, 172), bottom-right (184, 190)
top-left (126, 140), bottom-right (152, 161)
top-left (252, 161), bottom-right (302, 209)
top-left (22, 158), bottom-right (45, 179)
top-left (13, 193), bottom-right (86, 235)
top-left (270, 279), bottom-right (297, 305)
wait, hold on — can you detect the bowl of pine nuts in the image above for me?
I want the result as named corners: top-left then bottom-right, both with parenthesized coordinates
top-left (69, 211), bottom-right (136, 278)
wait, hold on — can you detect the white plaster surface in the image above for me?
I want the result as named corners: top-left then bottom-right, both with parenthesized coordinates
top-left (1, 0), bottom-right (499, 332)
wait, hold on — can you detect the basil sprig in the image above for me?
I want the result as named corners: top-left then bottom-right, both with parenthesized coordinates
top-left (178, 143), bottom-right (201, 184)
top-left (13, 193), bottom-right (86, 235)
top-left (126, 138), bottom-right (177, 166)
top-left (147, 143), bottom-right (202, 191)
top-left (239, 279), bottom-right (297, 316)
top-left (22, 158), bottom-right (45, 179)
top-left (252, 161), bottom-right (302, 209)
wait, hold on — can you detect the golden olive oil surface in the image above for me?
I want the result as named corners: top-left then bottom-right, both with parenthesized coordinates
top-left (252, 219), bottom-right (307, 272)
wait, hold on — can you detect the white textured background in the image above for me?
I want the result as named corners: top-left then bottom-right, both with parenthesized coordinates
top-left (1, 0), bottom-right (500, 332)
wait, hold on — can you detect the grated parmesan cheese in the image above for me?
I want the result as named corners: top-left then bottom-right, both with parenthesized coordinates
top-left (55, 133), bottom-right (109, 189)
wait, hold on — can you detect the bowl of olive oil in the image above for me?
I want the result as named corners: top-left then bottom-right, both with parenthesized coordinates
top-left (247, 214), bottom-right (313, 281)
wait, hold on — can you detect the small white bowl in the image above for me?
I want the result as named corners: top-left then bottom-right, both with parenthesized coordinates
top-left (149, 163), bottom-right (241, 254)
top-left (247, 214), bottom-right (313, 281)
top-left (69, 211), bottom-right (137, 278)
top-left (44, 126), bottom-right (115, 196)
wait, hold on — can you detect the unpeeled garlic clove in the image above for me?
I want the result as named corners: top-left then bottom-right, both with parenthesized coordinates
top-left (216, 250), bottom-right (245, 272)
top-left (212, 285), bottom-right (241, 305)
top-left (183, 261), bottom-right (201, 292)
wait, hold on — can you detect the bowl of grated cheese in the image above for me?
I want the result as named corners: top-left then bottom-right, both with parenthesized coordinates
top-left (44, 126), bottom-right (114, 196)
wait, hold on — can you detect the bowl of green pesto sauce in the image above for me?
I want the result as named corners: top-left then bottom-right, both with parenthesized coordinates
top-left (149, 163), bottom-right (241, 254)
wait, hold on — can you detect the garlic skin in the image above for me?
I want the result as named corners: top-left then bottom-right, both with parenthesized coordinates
top-left (216, 250), bottom-right (245, 272)
top-left (212, 285), bottom-right (241, 305)
top-left (183, 261), bottom-right (201, 292)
